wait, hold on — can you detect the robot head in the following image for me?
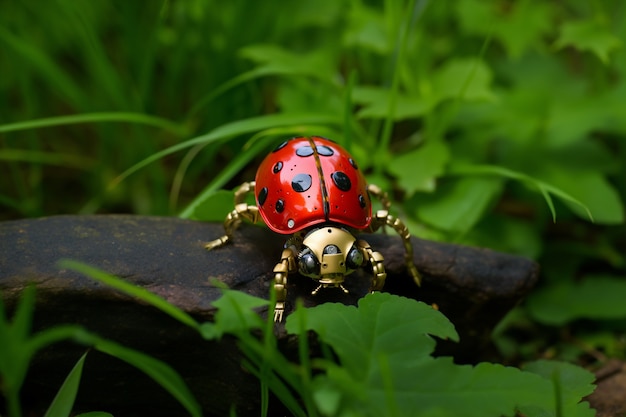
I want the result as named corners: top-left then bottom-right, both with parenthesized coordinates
top-left (297, 226), bottom-right (365, 289)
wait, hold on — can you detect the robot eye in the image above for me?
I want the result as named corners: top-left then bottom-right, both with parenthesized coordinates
top-left (346, 245), bottom-right (364, 270)
top-left (298, 248), bottom-right (320, 276)
top-left (323, 244), bottom-right (340, 254)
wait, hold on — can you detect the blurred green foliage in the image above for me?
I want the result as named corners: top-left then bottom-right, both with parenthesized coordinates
top-left (1, 0), bottom-right (625, 397)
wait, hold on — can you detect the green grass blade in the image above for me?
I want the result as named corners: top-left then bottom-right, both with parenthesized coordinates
top-left (0, 24), bottom-right (85, 106)
top-left (178, 125), bottom-right (335, 219)
top-left (10, 285), bottom-right (36, 342)
top-left (58, 259), bottom-right (200, 330)
top-left (113, 112), bottom-right (340, 189)
top-left (90, 336), bottom-right (202, 417)
top-left (449, 163), bottom-right (594, 222)
top-left (0, 149), bottom-right (94, 170)
top-left (44, 352), bottom-right (88, 417)
top-left (0, 112), bottom-right (187, 136)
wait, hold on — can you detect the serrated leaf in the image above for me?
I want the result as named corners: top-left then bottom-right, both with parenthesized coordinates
top-left (286, 293), bottom-right (458, 379)
top-left (202, 289), bottom-right (269, 338)
top-left (522, 360), bottom-right (596, 417)
top-left (555, 19), bottom-right (622, 64)
top-left (388, 140), bottom-right (450, 194)
top-left (287, 293), bottom-right (563, 417)
top-left (527, 275), bottom-right (626, 325)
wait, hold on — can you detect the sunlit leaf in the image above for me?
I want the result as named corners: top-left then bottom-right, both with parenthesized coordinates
top-left (388, 140), bottom-right (450, 194)
top-left (431, 58), bottom-right (496, 104)
top-left (415, 176), bottom-right (504, 233)
top-left (555, 19), bottom-right (622, 64)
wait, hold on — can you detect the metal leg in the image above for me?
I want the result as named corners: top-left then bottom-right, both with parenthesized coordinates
top-left (205, 182), bottom-right (259, 251)
top-left (272, 247), bottom-right (296, 322)
top-left (358, 240), bottom-right (387, 291)
top-left (367, 184), bottom-right (421, 287)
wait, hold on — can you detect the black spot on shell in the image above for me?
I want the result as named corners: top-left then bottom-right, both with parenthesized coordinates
top-left (358, 194), bottom-right (366, 208)
top-left (349, 158), bottom-right (358, 170)
top-left (273, 141), bottom-right (288, 152)
top-left (296, 146), bottom-right (314, 157)
top-left (317, 145), bottom-right (334, 156)
top-left (258, 187), bottom-right (268, 206)
top-left (291, 173), bottom-right (312, 192)
top-left (276, 199), bottom-right (285, 213)
top-left (273, 161), bottom-right (283, 173)
top-left (331, 171), bottom-right (351, 191)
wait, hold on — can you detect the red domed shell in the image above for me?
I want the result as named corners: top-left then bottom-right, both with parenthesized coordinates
top-left (255, 136), bottom-right (372, 234)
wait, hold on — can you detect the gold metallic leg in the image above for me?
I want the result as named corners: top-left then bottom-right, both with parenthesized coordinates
top-left (358, 240), bottom-right (387, 291)
top-left (272, 247), bottom-right (297, 322)
top-left (372, 209), bottom-right (421, 286)
top-left (205, 182), bottom-right (259, 251)
top-left (367, 184), bottom-right (391, 211)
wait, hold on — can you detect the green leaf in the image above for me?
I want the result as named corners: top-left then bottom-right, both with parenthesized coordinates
top-left (526, 275), bottom-right (626, 325)
top-left (388, 140), bottom-right (450, 194)
top-left (353, 86), bottom-right (430, 120)
top-left (522, 360), bottom-right (596, 417)
top-left (240, 44), bottom-right (334, 81)
top-left (58, 260), bottom-right (200, 330)
top-left (539, 169), bottom-right (623, 225)
top-left (456, 0), bottom-right (553, 58)
top-left (44, 352), bottom-right (88, 417)
top-left (431, 58), bottom-right (496, 104)
top-left (75, 413), bottom-right (114, 417)
top-left (201, 289), bottom-right (269, 339)
top-left (113, 112), bottom-right (339, 188)
top-left (343, 3), bottom-right (389, 53)
top-left (415, 176), bottom-right (504, 233)
top-left (286, 293), bottom-right (458, 379)
top-left (555, 19), bottom-right (622, 64)
top-left (449, 163), bottom-right (595, 223)
top-left (287, 293), bottom-right (563, 417)
top-left (0, 112), bottom-right (186, 136)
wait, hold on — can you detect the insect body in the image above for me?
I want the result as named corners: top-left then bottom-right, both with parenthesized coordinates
top-left (206, 136), bottom-right (421, 321)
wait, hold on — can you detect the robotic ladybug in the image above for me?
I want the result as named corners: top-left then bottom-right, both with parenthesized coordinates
top-left (206, 136), bottom-right (421, 321)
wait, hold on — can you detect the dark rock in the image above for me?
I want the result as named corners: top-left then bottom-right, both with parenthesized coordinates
top-left (0, 215), bottom-right (539, 416)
